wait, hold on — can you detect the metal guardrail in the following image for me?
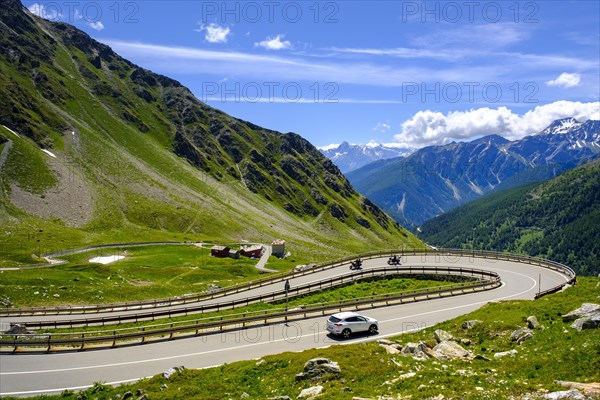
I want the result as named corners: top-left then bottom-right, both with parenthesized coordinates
top-left (0, 266), bottom-right (501, 352)
top-left (0, 248), bottom-right (575, 317)
top-left (17, 266), bottom-right (490, 330)
top-left (0, 248), bottom-right (362, 316)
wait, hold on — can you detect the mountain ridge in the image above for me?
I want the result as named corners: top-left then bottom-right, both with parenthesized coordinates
top-left (0, 0), bottom-right (421, 267)
top-left (319, 141), bottom-right (413, 173)
top-left (345, 119), bottom-right (600, 228)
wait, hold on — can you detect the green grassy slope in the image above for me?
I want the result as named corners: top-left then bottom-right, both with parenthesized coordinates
top-left (420, 159), bottom-right (600, 276)
top-left (0, 0), bottom-right (422, 269)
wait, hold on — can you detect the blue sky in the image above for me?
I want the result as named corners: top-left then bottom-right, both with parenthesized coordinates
top-left (28, 1), bottom-right (600, 149)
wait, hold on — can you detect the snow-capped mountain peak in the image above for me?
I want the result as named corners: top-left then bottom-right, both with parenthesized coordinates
top-left (341, 118), bottom-right (600, 228)
top-left (539, 118), bottom-right (582, 135)
top-left (319, 142), bottom-right (414, 173)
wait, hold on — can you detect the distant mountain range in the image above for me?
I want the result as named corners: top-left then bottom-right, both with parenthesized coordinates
top-left (419, 158), bottom-right (600, 276)
top-left (319, 142), bottom-right (413, 173)
top-left (344, 118), bottom-right (600, 228)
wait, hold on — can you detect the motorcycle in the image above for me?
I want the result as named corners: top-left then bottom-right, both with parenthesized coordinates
top-left (349, 259), bottom-right (363, 270)
top-left (387, 255), bottom-right (401, 266)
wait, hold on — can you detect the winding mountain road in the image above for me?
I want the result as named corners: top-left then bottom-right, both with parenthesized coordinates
top-left (0, 253), bottom-right (572, 397)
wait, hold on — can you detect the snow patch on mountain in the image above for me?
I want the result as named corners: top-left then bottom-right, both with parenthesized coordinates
top-left (539, 118), bottom-right (582, 135)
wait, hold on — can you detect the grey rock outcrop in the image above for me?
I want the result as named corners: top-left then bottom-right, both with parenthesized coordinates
top-left (542, 389), bottom-right (585, 399)
top-left (296, 358), bottom-right (340, 381)
top-left (555, 381), bottom-right (600, 396)
top-left (511, 327), bottom-right (533, 342)
top-left (163, 366), bottom-right (185, 379)
top-left (432, 340), bottom-right (472, 360)
top-left (563, 303), bottom-right (600, 331)
top-left (493, 349), bottom-right (517, 359)
top-left (400, 342), bottom-right (432, 359)
top-left (517, 332), bottom-right (533, 345)
top-left (297, 385), bottom-right (323, 398)
top-left (571, 313), bottom-right (600, 331)
top-left (434, 329), bottom-right (454, 343)
top-left (527, 316), bottom-right (541, 329)
top-left (378, 339), bottom-right (401, 353)
top-left (401, 342), bottom-right (420, 355)
top-left (462, 320), bottom-right (481, 330)
top-left (562, 303), bottom-right (600, 322)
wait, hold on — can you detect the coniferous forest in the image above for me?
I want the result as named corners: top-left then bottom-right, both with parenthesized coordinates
top-left (420, 159), bottom-right (600, 276)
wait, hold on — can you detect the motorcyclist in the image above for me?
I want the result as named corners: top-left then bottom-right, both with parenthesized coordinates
top-left (388, 255), bottom-right (401, 265)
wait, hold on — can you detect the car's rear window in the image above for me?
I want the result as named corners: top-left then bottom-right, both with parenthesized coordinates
top-left (328, 316), bottom-right (341, 322)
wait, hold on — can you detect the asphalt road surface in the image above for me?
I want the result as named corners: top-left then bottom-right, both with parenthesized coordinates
top-left (0, 254), bottom-right (571, 396)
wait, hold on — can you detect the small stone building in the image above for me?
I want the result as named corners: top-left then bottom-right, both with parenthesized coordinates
top-left (272, 239), bottom-right (286, 258)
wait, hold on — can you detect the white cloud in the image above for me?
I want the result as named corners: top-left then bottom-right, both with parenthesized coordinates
top-left (103, 40), bottom-right (500, 86)
top-left (373, 122), bottom-right (391, 132)
top-left (88, 21), bottom-right (104, 31)
top-left (28, 3), bottom-right (61, 20)
top-left (411, 23), bottom-right (529, 50)
top-left (103, 40), bottom-right (598, 91)
top-left (546, 72), bottom-right (582, 88)
top-left (393, 101), bottom-right (600, 147)
top-left (197, 23), bottom-right (231, 43)
top-left (331, 46), bottom-right (465, 61)
top-left (331, 47), bottom-right (597, 71)
top-left (255, 35), bottom-right (292, 50)
top-left (564, 31), bottom-right (599, 46)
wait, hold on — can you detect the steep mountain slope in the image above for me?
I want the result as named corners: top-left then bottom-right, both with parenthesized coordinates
top-left (319, 142), bottom-right (413, 173)
top-left (346, 119), bottom-right (600, 228)
top-left (0, 0), bottom-right (421, 267)
top-left (419, 159), bottom-right (600, 276)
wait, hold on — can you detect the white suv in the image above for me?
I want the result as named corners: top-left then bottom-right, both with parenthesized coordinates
top-left (326, 312), bottom-right (378, 339)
